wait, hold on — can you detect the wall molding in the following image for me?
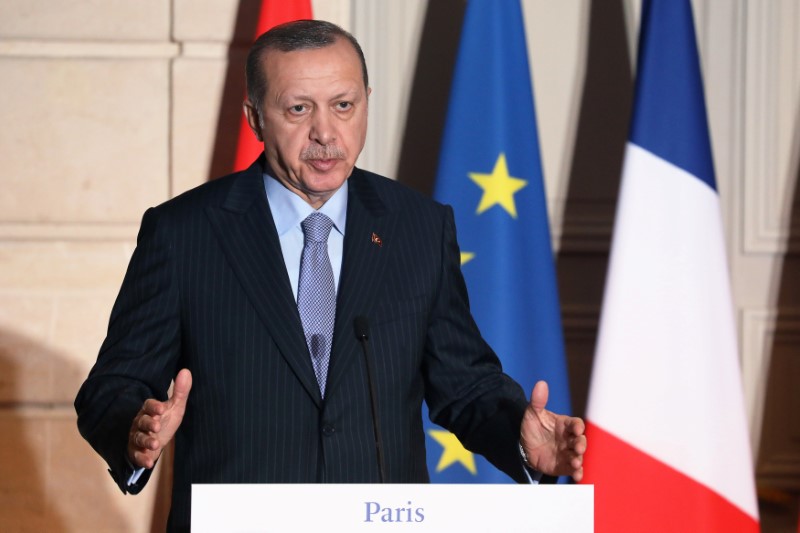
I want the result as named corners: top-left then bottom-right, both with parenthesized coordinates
top-left (741, 308), bottom-right (800, 461)
top-left (351, 0), bottom-right (425, 179)
top-left (742, 1), bottom-right (800, 254)
top-left (0, 223), bottom-right (139, 242)
top-left (0, 40), bottom-right (179, 59)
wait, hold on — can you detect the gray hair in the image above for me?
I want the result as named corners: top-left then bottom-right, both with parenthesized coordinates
top-left (245, 19), bottom-right (369, 116)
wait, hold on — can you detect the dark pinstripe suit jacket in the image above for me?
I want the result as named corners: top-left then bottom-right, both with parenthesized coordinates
top-left (75, 156), bottom-right (529, 530)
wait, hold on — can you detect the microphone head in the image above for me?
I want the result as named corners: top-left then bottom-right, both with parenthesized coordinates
top-left (354, 316), bottom-right (370, 340)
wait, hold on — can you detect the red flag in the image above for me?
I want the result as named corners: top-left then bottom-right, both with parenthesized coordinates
top-left (233, 0), bottom-right (313, 171)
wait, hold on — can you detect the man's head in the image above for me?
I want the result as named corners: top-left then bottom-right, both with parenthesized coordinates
top-left (244, 20), bottom-right (371, 208)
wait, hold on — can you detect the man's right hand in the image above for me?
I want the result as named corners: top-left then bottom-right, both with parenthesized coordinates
top-left (128, 368), bottom-right (192, 469)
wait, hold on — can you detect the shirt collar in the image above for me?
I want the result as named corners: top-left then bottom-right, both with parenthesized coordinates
top-left (264, 173), bottom-right (348, 237)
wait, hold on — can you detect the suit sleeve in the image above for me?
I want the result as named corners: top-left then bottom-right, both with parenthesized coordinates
top-left (422, 205), bottom-right (531, 483)
top-left (74, 206), bottom-right (182, 494)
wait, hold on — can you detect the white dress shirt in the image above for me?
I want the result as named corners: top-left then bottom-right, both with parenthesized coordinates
top-left (263, 173), bottom-right (347, 298)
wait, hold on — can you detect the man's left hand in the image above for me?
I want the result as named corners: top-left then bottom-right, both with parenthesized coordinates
top-left (520, 380), bottom-right (587, 481)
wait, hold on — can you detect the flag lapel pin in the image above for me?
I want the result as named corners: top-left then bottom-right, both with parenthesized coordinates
top-left (371, 232), bottom-right (382, 247)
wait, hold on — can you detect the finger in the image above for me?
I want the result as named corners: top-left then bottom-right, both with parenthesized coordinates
top-left (561, 416), bottom-right (583, 437)
top-left (142, 398), bottom-right (166, 417)
top-left (133, 431), bottom-right (160, 451)
top-left (569, 452), bottom-right (583, 470)
top-left (567, 416), bottom-right (586, 436)
top-left (168, 368), bottom-right (193, 409)
top-left (565, 432), bottom-right (587, 451)
top-left (572, 467), bottom-right (584, 483)
top-left (132, 449), bottom-right (158, 469)
top-left (145, 434), bottom-right (160, 451)
top-left (136, 415), bottom-right (161, 434)
top-left (573, 435), bottom-right (587, 455)
top-left (529, 380), bottom-right (549, 413)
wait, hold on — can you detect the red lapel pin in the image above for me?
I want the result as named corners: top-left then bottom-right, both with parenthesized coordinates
top-left (371, 232), bottom-right (383, 247)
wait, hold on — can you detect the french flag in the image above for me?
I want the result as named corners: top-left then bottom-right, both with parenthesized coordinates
top-left (581, 1), bottom-right (760, 531)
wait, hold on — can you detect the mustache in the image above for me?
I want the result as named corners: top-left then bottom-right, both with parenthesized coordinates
top-left (300, 145), bottom-right (345, 160)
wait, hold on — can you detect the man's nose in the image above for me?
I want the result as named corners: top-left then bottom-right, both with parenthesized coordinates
top-left (309, 109), bottom-right (337, 145)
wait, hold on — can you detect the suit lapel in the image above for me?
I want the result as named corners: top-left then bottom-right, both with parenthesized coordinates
top-left (326, 169), bottom-right (394, 395)
top-left (204, 159), bottom-right (322, 407)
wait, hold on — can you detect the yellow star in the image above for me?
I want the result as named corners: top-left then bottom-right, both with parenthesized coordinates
top-left (468, 153), bottom-right (527, 218)
top-left (427, 429), bottom-right (477, 475)
top-left (460, 252), bottom-right (475, 265)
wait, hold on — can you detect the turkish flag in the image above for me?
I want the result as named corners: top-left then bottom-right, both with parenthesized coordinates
top-left (233, 0), bottom-right (313, 171)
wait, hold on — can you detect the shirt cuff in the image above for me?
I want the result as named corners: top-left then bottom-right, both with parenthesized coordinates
top-left (519, 441), bottom-right (543, 484)
top-left (125, 456), bottom-right (147, 486)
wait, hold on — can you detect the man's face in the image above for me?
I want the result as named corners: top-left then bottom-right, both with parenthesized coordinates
top-left (246, 38), bottom-right (369, 208)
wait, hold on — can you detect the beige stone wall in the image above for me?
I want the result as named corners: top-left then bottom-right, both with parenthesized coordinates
top-left (0, 0), bottom-right (172, 529)
top-left (0, 2), bottom-right (353, 530)
top-left (1, 1), bottom-right (246, 531)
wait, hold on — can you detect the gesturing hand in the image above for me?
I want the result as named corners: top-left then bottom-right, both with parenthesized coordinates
top-left (128, 368), bottom-right (193, 469)
top-left (520, 380), bottom-right (587, 481)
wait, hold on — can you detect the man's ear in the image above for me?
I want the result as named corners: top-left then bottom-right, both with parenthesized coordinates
top-left (243, 100), bottom-right (264, 142)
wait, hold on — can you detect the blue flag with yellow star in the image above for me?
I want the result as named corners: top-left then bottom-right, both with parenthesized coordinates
top-left (426, 0), bottom-right (572, 483)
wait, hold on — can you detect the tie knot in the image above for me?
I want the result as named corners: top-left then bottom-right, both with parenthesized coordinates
top-left (302, 212), bottom-right (334, 243)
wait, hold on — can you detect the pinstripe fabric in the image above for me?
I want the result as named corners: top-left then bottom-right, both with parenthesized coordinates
top-left (75, 156), bottom-right (529, 532)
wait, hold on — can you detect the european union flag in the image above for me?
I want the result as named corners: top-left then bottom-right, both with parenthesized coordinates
top-left (426, 0), bottom-right (572, 483)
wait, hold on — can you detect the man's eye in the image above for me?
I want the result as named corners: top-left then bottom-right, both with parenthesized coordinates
top-left (289, 105), bottom-right (307, 114)
top-left (336, 102), bottom-right (352, 111)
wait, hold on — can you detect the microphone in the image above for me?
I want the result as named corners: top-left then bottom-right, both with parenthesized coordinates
top-left (354, 316), bottom-right (386, 483)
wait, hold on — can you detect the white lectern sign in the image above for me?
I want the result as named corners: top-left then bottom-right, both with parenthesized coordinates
top-left (192, 483), bottom-right (593, 532)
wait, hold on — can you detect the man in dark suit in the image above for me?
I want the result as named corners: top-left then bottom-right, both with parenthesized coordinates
top-left (75, 20), bottom-right (586, 531)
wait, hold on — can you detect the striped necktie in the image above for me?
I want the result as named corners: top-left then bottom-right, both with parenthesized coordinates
top-left (297, 212), bottom-right (336, 397)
